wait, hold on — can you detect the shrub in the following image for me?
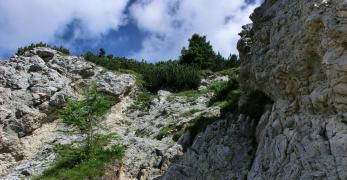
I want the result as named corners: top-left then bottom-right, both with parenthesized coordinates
top-left (84, 52), bottom-right (201, 93)
top-left (142, 61), bottom-right (201, 92)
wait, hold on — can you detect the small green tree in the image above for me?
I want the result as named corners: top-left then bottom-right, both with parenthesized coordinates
top-left (98, 48), bottom-right (106, 57)
top-left (180, 34), bottom-right (216, 69)
top-left (228, 54), bottom-right (240, 67)
top-left (59, 84), bottom-right (112, 154)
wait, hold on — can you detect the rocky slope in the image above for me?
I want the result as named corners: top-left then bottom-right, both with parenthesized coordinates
top-left (0, 47), bottom-right (227, 179)
top-left (161, 0), bottom-right (347, 179)
top-left (0, 47), bottom-right (136, 178)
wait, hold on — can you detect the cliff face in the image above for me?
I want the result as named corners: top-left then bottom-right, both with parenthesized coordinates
top-left (162, 0), bottom-right (347, 179)
top-left (239, 0), bottom-right (347, 179)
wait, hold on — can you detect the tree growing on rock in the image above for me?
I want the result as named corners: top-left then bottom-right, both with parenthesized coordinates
top-left (59, 83), bottom-right (112, 153)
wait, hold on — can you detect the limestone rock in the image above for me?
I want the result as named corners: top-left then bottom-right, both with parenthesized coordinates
top-left (161, 0), bottom-right (347, 179)
top-left (0, 47), bottom-right (136, 178)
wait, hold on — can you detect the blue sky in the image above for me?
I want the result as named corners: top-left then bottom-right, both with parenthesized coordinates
top-left (0, 0), bottom-right (261, 62)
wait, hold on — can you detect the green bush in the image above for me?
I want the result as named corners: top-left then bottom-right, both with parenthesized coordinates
top-left (142, 61), bottom-right (201, 92)
top-left (16, 42), bottom-right (70, 55)
top-left (84, 52), bottom-right (201, 93)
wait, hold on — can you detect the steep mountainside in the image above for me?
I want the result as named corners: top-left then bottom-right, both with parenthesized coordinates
top-left (0, 47), bottom-right (227, 179)
top-left (1, 0), bottom-right (347, 179)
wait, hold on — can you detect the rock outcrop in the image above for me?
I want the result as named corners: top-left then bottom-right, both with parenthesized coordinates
top-left (0, 47), bottom-right (136, 178)
top-left (240, 0), bottom-right (347, 179)
top-left (161, 0), bottom-right (347, 179)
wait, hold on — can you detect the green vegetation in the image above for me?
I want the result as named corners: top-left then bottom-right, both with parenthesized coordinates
top-left (156, 126), bottom-right (175, 140)
top-left (84, 52), bottom-right (201, 93)
top-left (167, 89), bottom-right (207, 102)
top-left (186, 115), bottom-right (219, 140)
top-left (208, 69), bottom-right (241, 116)
top-left (128, 90), bottom-right (154, 111)
top-left (59, 84), bottom-right (113, 150)
top-left (180, 34), bottom-right (239, 71)
top-left (83, 34), bottom-right (240, 94)
top-left (181, 109), bottom-right (202, 117)
top-left (36, 135), bottom-right (124, 180)
top-left (16, 42), bottom-right (70, 55)
top-left (238, 91), bottom-right (273, 120)
top-left (36, 84), bottom-right (124, 179)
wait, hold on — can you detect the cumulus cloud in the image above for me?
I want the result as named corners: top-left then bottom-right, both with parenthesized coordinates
top-left (129, 0), bottom-right (261, 61)
top-left (0, 0), bottom-right (262, 61)
top-left (0, 0), bottom-right (129, 54)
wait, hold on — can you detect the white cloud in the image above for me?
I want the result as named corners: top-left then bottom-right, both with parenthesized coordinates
top-left (129, 0), bottom-right (261, 61)
top-left (0, 0), bottom-right (129, 53)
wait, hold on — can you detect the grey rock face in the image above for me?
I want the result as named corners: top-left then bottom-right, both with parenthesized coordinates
top-left (162, 114), bottom-right (257, 180)
top-left (238, 0), bottom-right (347, 179)
top-left (161, 0), bottom-right (347, 180)
top-left (0, 47), bottom-right (136, 177)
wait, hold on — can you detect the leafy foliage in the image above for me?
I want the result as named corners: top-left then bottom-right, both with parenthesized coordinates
top-left (16, 42), bottom-right (70, 55)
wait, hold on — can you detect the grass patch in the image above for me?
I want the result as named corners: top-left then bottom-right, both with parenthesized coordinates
top-left (214, 67), bottom-right (240, 76)
top-left (156, 126), bottom-right (175, 140)
top-left (35, 135), bottom-right (124, 180)
top-left (181, 109), bottom-right (202, 117)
